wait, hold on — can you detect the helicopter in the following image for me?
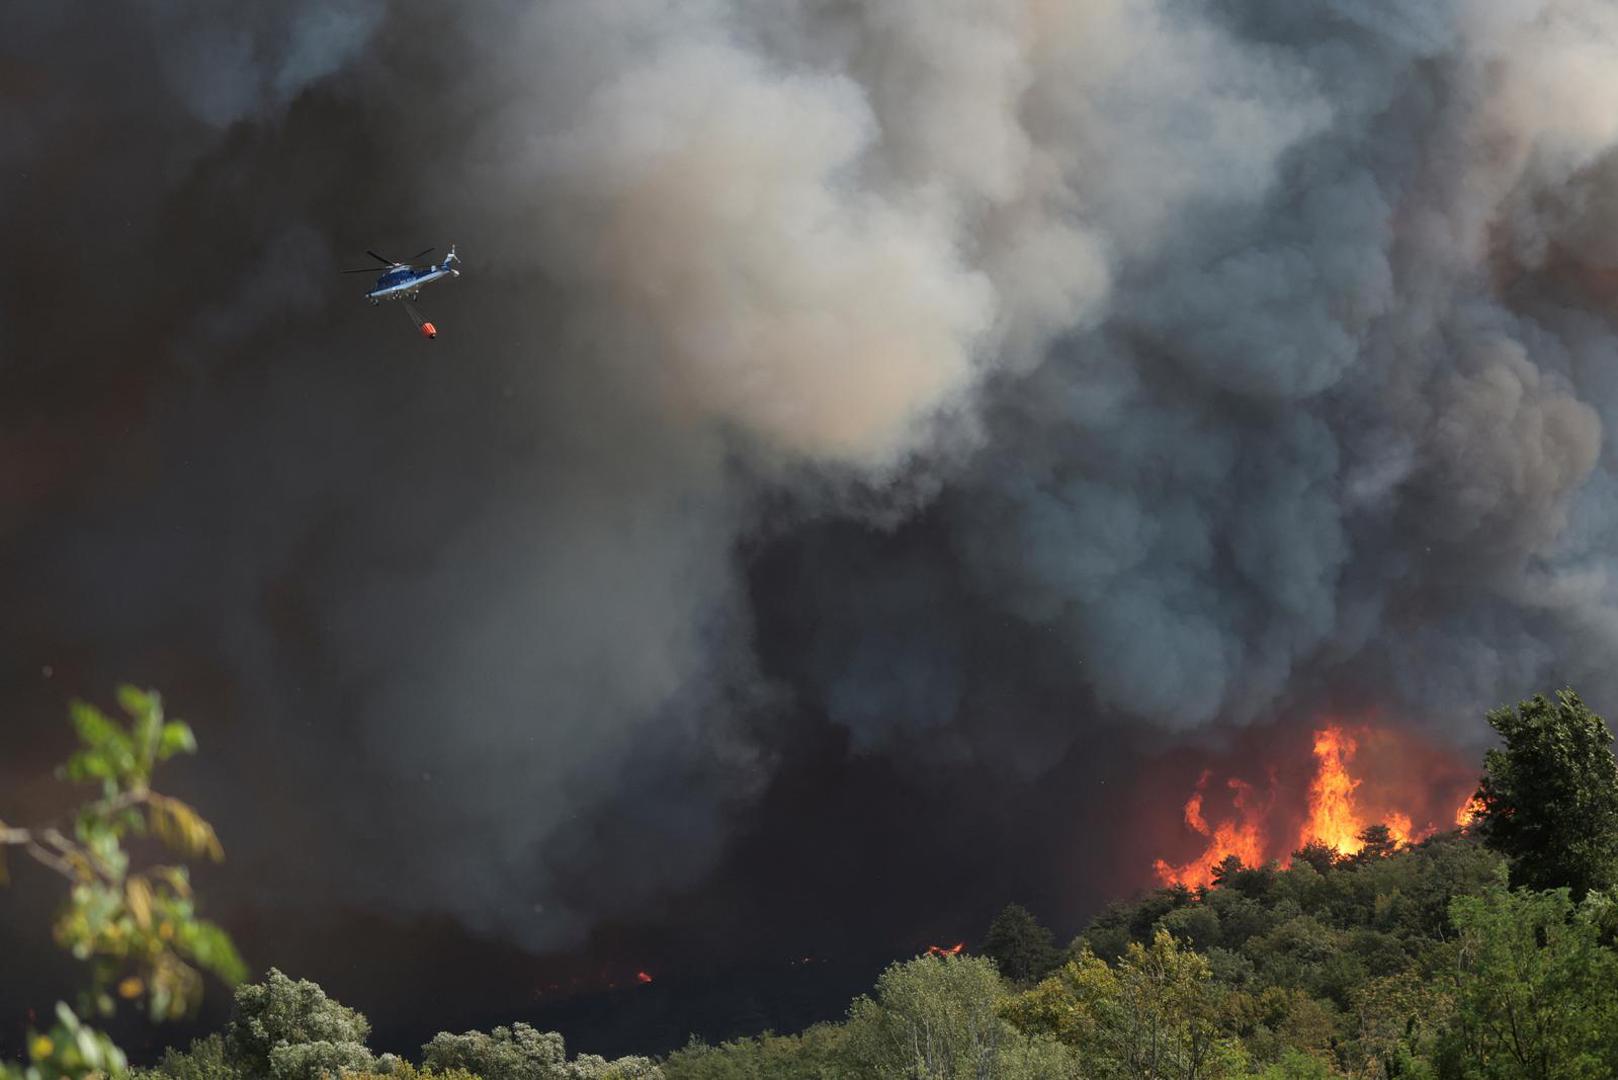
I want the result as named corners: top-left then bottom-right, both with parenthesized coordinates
top-left (343, 245), bottom-right (460, 339)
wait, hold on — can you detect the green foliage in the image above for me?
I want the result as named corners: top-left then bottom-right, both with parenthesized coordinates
top-left (662, 1026), bottom-right (849, 1080)
top-left (1435, 888), bottom-right (1618, 1080)
top-left (840, 952), bottom-right (1078, 1078)
top-left (563, 1054), bottom-right (662, 1079)
top-left (2, 688), bottom-right (244, 1023)
top-left (421, 1024), bottom-right (564, 1079)
top-left (224, 968), bottom-right (375, 1080)
top-left (32, 684), bottom-right (1618, 1080)
top-left (1252, 1048), bottom-right (1337, 1079)
top-left (2, 687), bottom-right (245, 1080)
top-left (4, 1001), bottom-right (130, 1080)
top-left (62, 687), bottom-right (200, 798)
top-left (1351, 824), bottom-right (1398, 865)
top-left (268, 1039), bottom-right (378, 1080)
top-left (341, 1067), bottom-right (482, 1080)
top-left (980, 904), bottom-right (1063, 985)
top-left (420, 1023), bottom-right (661, 1080)
top-left (1290, 841), bottom-right (1339, 877)
top-left (1476, 690), bottom-right (1618, 897)
top-left (657, 689), bottom-right (1602, 1080)
top-left (1004, 930), bottom-right (1242, 1079)
top-left (131, 1033), bottom-right (241, 1080)
top-left (1003, 829), bottom-right (1515, 1076)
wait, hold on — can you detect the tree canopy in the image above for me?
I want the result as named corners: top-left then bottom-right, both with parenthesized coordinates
top-left (980, 904), bottom-right (1064, 985)
top-left (1476, 689), bottom-right (1618, 896)
top-left (18, 683), bottom-right (1618, 1080)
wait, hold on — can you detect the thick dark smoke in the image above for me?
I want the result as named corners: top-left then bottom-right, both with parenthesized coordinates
top-left (8, 0), bottom-right (1618, 1046)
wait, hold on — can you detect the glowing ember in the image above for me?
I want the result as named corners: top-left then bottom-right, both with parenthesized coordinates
top-left (635, 971), bottom-right (653, 984)
top-left (926, 942), bottom-right (965, 957)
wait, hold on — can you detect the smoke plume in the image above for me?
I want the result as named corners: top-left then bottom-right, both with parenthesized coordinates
top-left (8, 0), bottom-right (1618, 981)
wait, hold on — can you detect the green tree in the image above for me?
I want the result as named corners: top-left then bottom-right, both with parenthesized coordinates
top-left (1475, 690), bottom-right (1618, 896)
top-left (223, 968), bottom-right (375, 1079)
top-left (420, 1022), bottom-right (657, 1080)
top-left (1351, 824), bottom-right (1398, 864)
top-left (1102, 930), bottom-right (1241, 1080)
top-left (662, 1025), bottom-right (849, 1080)
top-left (981, 905), bottom-right (1063, 985)
top-left (1, 687), bottom-right (245, 1080)
top-left (1003, 932), bottom-right (1241, 1079)
top-left (1290, 842), bottom-right (1339, 877)
top-left (1252, 1049), bottom-right (1337, 1079)
top-left (340, 1068), bottom-right (481, 1080)
top-left (564, 1053), bottom-right (662, 1079)
top-left (841, 952), bottom-right (1076, 1078)
top-left (133, 1033), bottom-right (240, 1080)
top-left (422, 1023), bottom-right (565, 1079)
top-left (1436, 888), bottom-right (1618, 1080)
top-left (1344, 972), bottom-right (1448, 1078)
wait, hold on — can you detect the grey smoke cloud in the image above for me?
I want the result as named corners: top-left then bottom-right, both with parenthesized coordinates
top-left (136, 0), bottom-right (385, 128)
top-left (10, 0), bottom-right (1618, 954)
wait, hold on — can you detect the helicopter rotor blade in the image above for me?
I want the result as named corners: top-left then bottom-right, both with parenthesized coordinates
top-left (405, 247), bottom-right (435, 262)
top-left (341, 267), bottom-right (383, 274)
top-left (366, 249), bottom-right (397, 265)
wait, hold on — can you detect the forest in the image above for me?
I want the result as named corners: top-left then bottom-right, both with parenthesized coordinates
top-left (5, 686), bottom-right (1618, 1079)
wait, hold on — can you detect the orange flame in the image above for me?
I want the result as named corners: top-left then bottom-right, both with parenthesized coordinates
top-left (1298, 728), bottom-right (1362, 852)
top-left (926, 942), bottom-right (965, 957)
top-left (1154, 723), bottom-right (1479, 886)
top-left (635, 971), bottom-right (653, 985)
top-left (1296, 728), bottom-right (1417, 854)
top-left (1455, 794), bottom-right (1486, 827)
top-left (1153, 773), bottom-right (1268, 889)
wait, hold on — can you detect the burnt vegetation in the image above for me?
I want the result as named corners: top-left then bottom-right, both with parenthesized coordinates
top-left (8, 687), bottom-right (1618, 1079)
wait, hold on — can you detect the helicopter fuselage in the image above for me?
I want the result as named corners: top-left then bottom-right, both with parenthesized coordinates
top-left (365, 262), bottom-right (459, 305)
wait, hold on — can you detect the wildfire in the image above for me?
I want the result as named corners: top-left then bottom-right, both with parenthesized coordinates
top-left (1297, 728), bottom-right (1414, 854)
top-left (635, 971), bottom-right (653, 985)
top-left (1455, 794), bottom-right (1486, 827)
top-left (926, 942), bottom-right (965, 958)
top-left (1152, 773), bottom-right (1268, 889)
top-left (1154, 722), bottom-right (1478, 887)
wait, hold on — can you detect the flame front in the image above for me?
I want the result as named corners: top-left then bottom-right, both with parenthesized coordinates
top-left (1154, 722), bottom-right (1476, 887)
top-left (1296, 728), bottom-right (1415, 855)
top-left (1153, 773), bottom-right (1268, 889)
top-left (1298, 728), bottom-right (1362, 852)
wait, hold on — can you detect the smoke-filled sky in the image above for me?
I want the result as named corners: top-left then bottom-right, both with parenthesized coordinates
top-left (8, 0), bottom-right (1618, 1056)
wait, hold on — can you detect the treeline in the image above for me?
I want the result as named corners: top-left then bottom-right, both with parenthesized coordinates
top-left (9, 689), bottom-right (1618, 1078)
top-left (129, 969), bottom-right (662, 1080)
top-left (657, 690), bottom-right (1618, 1077)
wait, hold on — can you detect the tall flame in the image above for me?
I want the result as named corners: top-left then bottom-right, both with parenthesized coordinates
top-left (1153, 773), bottom-right (1268, 889)
top-left (1299, 728), bottom-right (1361, 852)
top-left (1154, 722), bottom-right (1476, 887)
top-left (1297, 728), bottom-right (1414, 855)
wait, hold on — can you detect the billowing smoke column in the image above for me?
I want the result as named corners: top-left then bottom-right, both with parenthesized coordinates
top-left (7, 0), bottom-right (1618, 969)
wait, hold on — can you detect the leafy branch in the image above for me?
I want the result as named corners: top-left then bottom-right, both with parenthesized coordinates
top-left (2, 687), bottom-right (246, 1079)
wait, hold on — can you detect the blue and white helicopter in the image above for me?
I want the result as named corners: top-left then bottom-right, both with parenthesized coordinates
top-left (343, 245), bottom-right (460, 339)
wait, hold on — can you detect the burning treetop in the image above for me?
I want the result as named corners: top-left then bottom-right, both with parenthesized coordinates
top-left (1154, 722), bottom-right (1479, 888)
